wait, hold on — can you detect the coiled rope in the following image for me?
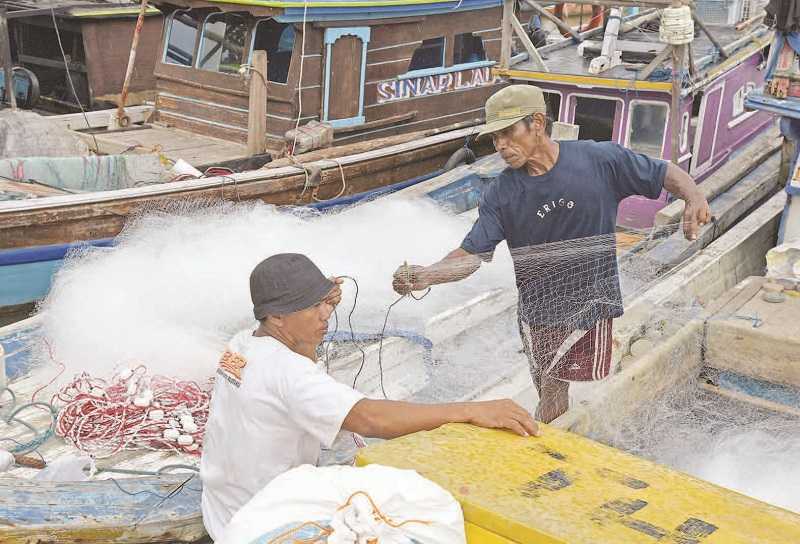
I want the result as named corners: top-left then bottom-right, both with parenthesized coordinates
top-left (659, 6), bottom-right (694, 45)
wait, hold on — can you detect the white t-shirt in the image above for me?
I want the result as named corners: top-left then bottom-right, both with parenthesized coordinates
top-left (200, 330), bottom-right (365, 541)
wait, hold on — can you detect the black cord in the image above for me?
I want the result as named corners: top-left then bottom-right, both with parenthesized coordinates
top-left (327, 276), bottom-right (431, 399)
top-left (51, 8), bottom-right (99, 153)
top-left (338, 276), bottom-right (369, 391)
top-left (324, 307), bottom-right (339, 373)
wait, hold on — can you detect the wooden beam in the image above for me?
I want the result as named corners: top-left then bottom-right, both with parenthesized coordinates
top-left (670, 44), bottom-right (684, 163)
top-left (522, 0), bottom-right (583, 43)
top-left (0, 8), bottom-right (17, 110)
top-left (691, 10), bottom-right (729, 59)
top-left (700, 382), bottom-right (800, 419)
top-left (538, 9), bottom-right (657, 55)
top-left (17, 53), bottom-right (86, 72)
top-left (637, 43), bottom-right (673, 81)
top-left (687, 41), bottom-right (697, 78)
top-left (49, 105), bottom-right (154, 131)
top-left (654, 126), bottom-right (782, 226)
top-left (509, 12), bottom-right (548, 71)
top-left (500, 0), bottom-right (513, 69)
top-left (314, 16), bottom-right (423, 28)
top-left (334, 110), bottom-right (417, 135)
top-left (2, 5), bottom-right (92, 20)
top-left (247, 50), bottom-right (268, 157)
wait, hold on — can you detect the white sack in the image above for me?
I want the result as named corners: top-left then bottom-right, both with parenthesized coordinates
top-left (217, 464), bottom-right (465, 544)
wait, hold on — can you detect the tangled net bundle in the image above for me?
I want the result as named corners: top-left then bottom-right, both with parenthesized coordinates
top-left (53, 366), bottom-right (212, 459)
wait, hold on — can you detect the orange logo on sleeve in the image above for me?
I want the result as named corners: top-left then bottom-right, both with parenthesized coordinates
top-left (218, 350), bottom-right (247, 387)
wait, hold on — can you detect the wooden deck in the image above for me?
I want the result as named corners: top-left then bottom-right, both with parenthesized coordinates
top-left (504, 23), bottom-right (772, 94)
top-left (76, 126), bottom-right (251, 169)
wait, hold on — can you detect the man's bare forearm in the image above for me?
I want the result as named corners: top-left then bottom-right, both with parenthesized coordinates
top-left (663, 162), bottom-right (702, 202)
top-left (343, 397), bottom-right (539, 439)
top-left (343, 399), bottom-right (472, 439)
top-left (661, 162), bottom-right (712, 240)
top-left (418, 248), bottom-right (482, 286)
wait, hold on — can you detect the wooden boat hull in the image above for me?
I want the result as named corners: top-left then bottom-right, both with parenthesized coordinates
top-left (0, 475), bottom-right (204, 543)
top-left (0, 126), bottom-right (492, 308)
top-left (0, 128), bottom-right (486, 250)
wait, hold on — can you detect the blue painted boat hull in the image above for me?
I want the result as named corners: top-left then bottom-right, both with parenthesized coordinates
top-left (0, 474), bottom-right (205, 543)
top-left (0, 167), bottom-right (460, 309)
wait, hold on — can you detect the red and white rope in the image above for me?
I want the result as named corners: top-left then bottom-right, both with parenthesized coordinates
top-left (53, 366), bottom-right (212, 459)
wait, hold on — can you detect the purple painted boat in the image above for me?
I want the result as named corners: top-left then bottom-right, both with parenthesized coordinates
top-left (496, 7), bottom-right (774, 229)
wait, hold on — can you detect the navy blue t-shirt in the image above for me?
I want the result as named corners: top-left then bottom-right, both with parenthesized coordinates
top-left (461, 140), bottom-right (666, 329)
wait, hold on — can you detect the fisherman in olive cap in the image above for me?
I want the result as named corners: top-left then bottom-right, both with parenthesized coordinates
top-left (393, 84), bottom-right (711, 424)
top-left (200, 253), bottom-right (539, 540)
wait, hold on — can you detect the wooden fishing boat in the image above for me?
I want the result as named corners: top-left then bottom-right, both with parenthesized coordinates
top-left (0, 0), bottom-right (515, 311)
top-left (0, 126), bottom-right (792, 540)
top-left (495, 0), bottom-right (775, 229)
top-left (0, 137), bottom-right (791, 542)
top-left (0, 0), bottom-right (162, 111)
top-left (0, 119), bottom-right (492, 313)
top-left (745, 23), bottom-right (800, 247)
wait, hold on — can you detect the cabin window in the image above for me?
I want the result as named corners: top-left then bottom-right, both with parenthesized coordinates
top-left (164, 10), bottom-right (203, 67)
top-left (680, 111), bottom-right (690, 153)
top-left (453, 33), bottom-right (486, 65)
top-left (732, 82), bottom-right (756, 117)
top-left (628, 101), bottom-right (668, 158)
top-left (408, 37), bottom-right (445, 71)
top-left (543, 91), bottom-right (562, 120)
top-left (252, 20), bottom-right (295, 84)
top-left (573, 96), bottom-right (617, 142)
top-left (198, 12), bottom-right (248, 74)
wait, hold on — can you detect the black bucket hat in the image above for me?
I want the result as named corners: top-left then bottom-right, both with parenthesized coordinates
top-left (249, 253), bottom-right (334, 320)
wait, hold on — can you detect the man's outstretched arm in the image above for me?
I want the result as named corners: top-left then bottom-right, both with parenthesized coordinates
top-left (392, 248), bottom-right (482, 295)
top-left (663, 162), bottom-right (711, 241)
top-left (343, 397), bottom-right (540, 439)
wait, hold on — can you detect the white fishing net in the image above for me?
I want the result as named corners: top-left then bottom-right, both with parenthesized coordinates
top-left (23, 197), bottom-right (799, 513)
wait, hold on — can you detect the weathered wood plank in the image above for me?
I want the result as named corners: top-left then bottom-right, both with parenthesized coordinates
top-left (49, 106), bottom-right (154, 131)
top-left (646, 154), bottom-right (782, 268)
top-left (0, 128), bottom-right (482, 248)
top-left (655, 126), bottom-right (783, 226)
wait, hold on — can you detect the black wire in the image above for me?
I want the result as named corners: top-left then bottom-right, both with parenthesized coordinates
top-left (51, 8), bottom-right (99, 153)
top-left (110, 477), bottom-right (173, 499)
top-left (338, 276), bottom-right (369, 390)
top-left (324, 307), bottom-right (339, 373)
top-left (327, 275), bottom-right (431, 399)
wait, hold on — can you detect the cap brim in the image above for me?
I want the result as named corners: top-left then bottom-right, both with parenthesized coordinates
top-left (476, 115), bottom-right (526, 139)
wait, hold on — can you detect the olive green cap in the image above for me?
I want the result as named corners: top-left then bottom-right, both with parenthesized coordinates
top-left (477, 84), bottom-right (548, 138)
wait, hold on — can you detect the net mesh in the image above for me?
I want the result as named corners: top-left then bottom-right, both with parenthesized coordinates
top-left (15, 198), bottom-right (799, 513)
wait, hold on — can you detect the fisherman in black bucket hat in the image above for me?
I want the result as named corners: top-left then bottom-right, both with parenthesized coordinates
top-left (200, 253), bottom-right (540, 540)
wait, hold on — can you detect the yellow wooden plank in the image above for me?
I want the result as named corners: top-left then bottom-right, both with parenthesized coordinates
top-left (492, 69), bottom-right (672, 92)
top-left (356, 424), bottom-right (800, 544)
top-left (465, 522), bottom-right (518, 543)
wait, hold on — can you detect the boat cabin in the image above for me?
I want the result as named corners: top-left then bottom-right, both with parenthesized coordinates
top-left (149, 0), bottom-right (506, 151)
top-left (499, 1), bottom-right (774, 228)
top-left (1, 0), bottom-right (162, 111)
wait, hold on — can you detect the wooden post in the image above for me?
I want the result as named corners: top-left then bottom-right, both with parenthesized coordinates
top-left (510, 12), bottom-right (548, 71)
top-left (247, 50), bottom-right (268, 157)
top-left (691, 10), bottom-right (729, 59)
top-left (0, 8), bottom-right (17, 110)
top-left (500, 0), bottom-right (514, 69)
top-left (523, 0), bottom-right (584, 43)
top-left (115, 0), bottom-right (149, 128)
top-left (671, 44), bottom-right (684, 164)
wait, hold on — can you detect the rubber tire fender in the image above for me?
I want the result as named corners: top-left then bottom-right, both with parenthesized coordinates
top-left (443, 147), bottom-right (477, 172)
